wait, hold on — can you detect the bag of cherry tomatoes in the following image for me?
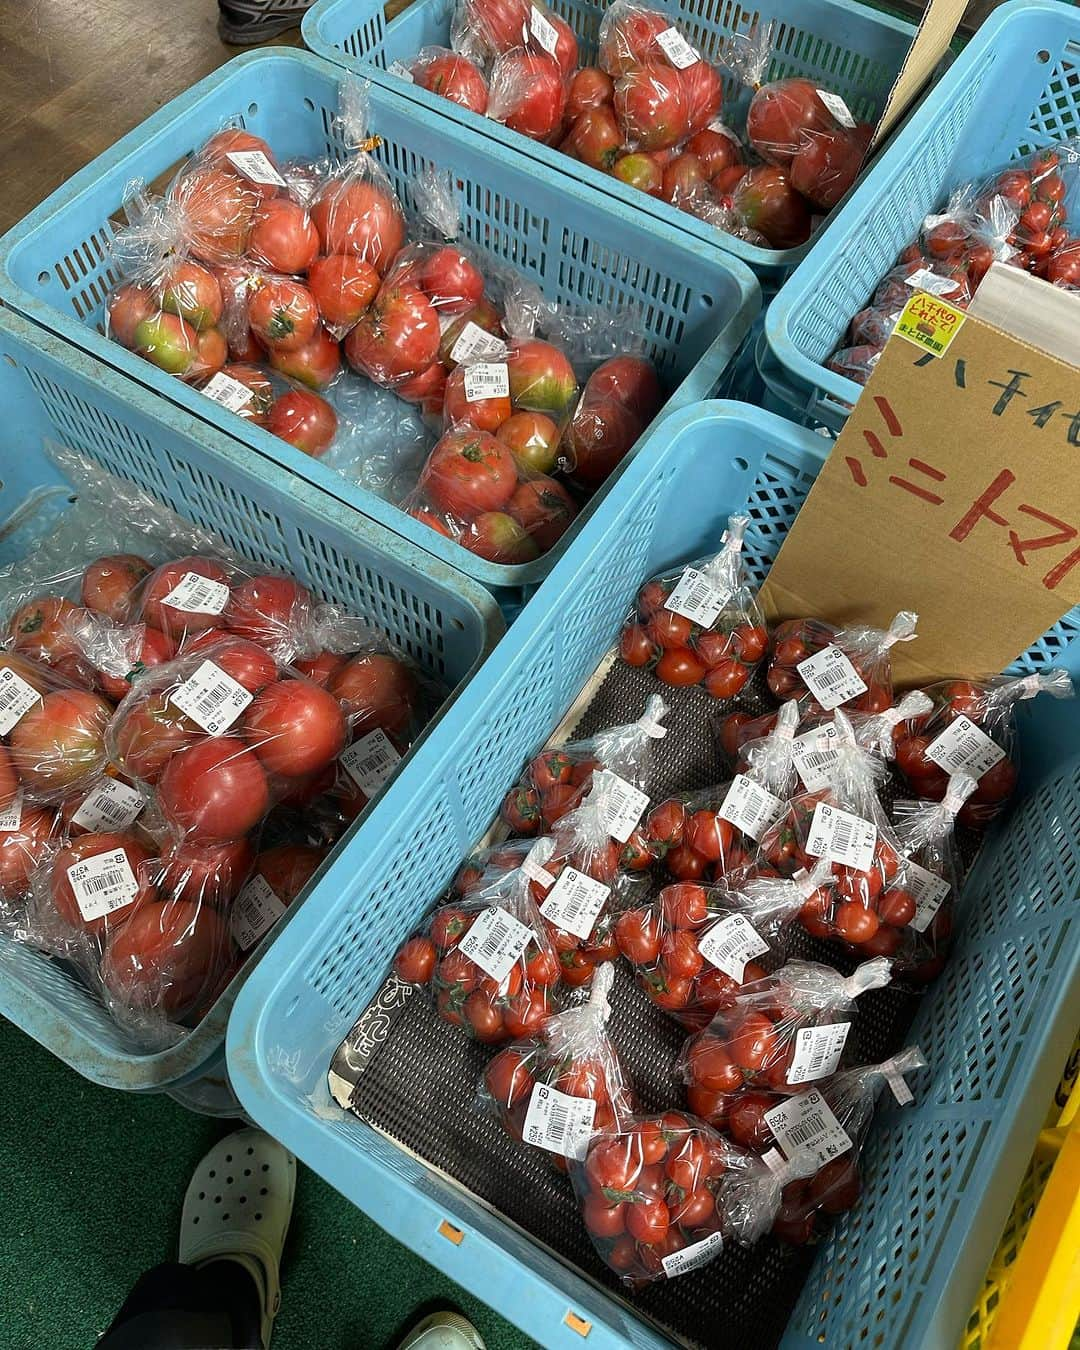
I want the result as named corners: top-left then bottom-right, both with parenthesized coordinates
top-left (619, 515), bottom-right (768, 697)
top-left (890, 773), bottom-right (976, 984)
top-left (766, 610), bottom-right (917, 713)
top-left (479, 962), bottom-right (635, 1169)
top-left (500, 693), bottom-right (667, 837)
top-left (779, 689), bottom-right (933, 797)
top-left (615, 857), bottom-right (834, 1034)
top-left (893, 669), bottom-right (1073, 827)
top-left (569, 1108), bottom-right (756, 1284)
top-left (721, 1046), bottom-right (925, 1245)
top-left (391, 843), bottom-right (562, 1042)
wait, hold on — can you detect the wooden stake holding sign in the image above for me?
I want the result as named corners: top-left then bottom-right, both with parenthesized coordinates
top-left (760, 296), bottom-right (1080, 686)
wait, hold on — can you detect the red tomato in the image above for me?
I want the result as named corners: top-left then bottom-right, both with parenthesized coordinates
top-left (506, 477), bottom-right (577, 554)
top-left (107, 285), bottom-right (157, 348)
top-left (414, 52), bottom-right (489, 114)
top-left (268, 390), bottom-right (338, 458)
top-left (562, 106), bottom-right (623, 172)
top-left (747, 78), bottom-right (833, 166)
top-left (729, 1010), bottom-right (778, 1071)
top-left (661, 152), bottom-right (707, 207)
top-left (248, 198), bottom-right (319, 275)
top-left (242, 678), bottom-right (347, 778)
top-left (394, 934), bottom-right (437, 984)
top-left (614, 63), bottom-right (689, 151)
top-left (267, 328), bottom-right (342, 391)
top-left (790, 123), bottom-right (871, 210)
top-left (158, 737), bottom-right (270, 844)
top-left (439, 299), bottom-right (505, 369)
top-left (506, 339), bottom-right (577, 417)
top-left (101, 895), bottom-right (228, 1017)
top-left (7, 596), bottom-right (85, 666)
top-left (489, 50), bottom-right (566, 141)
top-left (686, 128), bottom-right (740, 178)
top-left (255, 843), bottom-right (325, 906)
top-left (613, 152), bottom-right (664, 197)
top-left (292, 651), bottom-right (347, 688)
top-left (345, 285), bottom-right (441, 387)
top-left (110, 692), bottom-right (199, 783)
top-left (423, 429), bottom-right (518, 519)
top-left (646, 610), bottom-right (691, 649)
top-left (49, 830), bottom-right (155, 939)
top-left (248, 278), bottom-right (319, 352)
top-left (327, 653), bottom-right (417, 739)
top-left (646, 798), bottom-right (686, 850)
top-left (615, 907), bottom-right (662, 964)
top-left (732, 165), bottom-right (812, 249)
top-left (223, 575), bottom-right (309, 655)
top-left (307, 254), bottom-right (380, 333)
top-left (80, 555), bottom-right (153, 624)
top-left (0, 804), bottom-right (56, 900)
top-left (562, 394), bottom-right (641, 488)
top-left (680, 60), bottom-right (723, 137)
top-left (567, 66), bottom-right (614, 120)
top-left (418, 247), bottom-right (485, 316)
top-left (660, 882), bottom-right (708, 929)
top-left (159, 260), bottom-right (224, 332)
top-left (495, 411), bottom-right (560, 475)
top-left (655, 647), bottom-right (706, 686)
top-left (310, 180), bottom-right (405, 273)
top-left (201, 128), bottom-right (279, 197)
top-left (9, 690), bottom-right (111, 796)
top-left (95, 626), bottom-right (176, 702)
top-left (878, 887), bottom-right (917, 928)
top-left (174, 165), bottom-right (259, 263)
top-left (158, 837), bottom-right (255, 906)
top-left (139, 557), bottom-right (231, 640)
top-left (504, 987), bottom-right (553, 1038)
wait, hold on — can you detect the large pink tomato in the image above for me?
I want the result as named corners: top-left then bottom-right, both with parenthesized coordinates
top-left (158, 737), bottom-right (270, 843)
top-left (242, 678), bottom-right (347, 778)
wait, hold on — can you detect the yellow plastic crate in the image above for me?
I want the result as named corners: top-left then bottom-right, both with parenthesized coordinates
top-left (963, 1039), bottom-right (1080, 1350)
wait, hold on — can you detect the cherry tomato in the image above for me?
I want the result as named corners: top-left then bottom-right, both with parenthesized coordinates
top-left (661, 929), bottom-right (704, 979)
top-left (729, 1010), bottom-right (778, 1072)
top-left (704, 658), bottom-right (749, 700)
top-left (464, 990), bottom-right (505, 1042)
top-left (626, 1197), bottom-right (670, 1246)
top-left (485, 1048), bottom-right (534, 1106)
top-left (687, 1038), bottom-right (741, 1092)
top-left (726, 1091), bottom-right (776, 1149)
top-left (586, 1137), bottom-right (642, 1192)
top-left (525, 945), bottom-right (561, 987)
top-left (647, 971), bottom-right (691, 1011)
top-left (504, 988), bottom-right (554, 1040)
top-left (646, 798), bottom-right (686, 850)
top-left (834, 899), bottom-right (880, 944)
top-left (664, 842), bottom-right (708, 881)
top-left (628, 1120), bottom-right (668, 1166)
top-left (655, 647), bottom-right (706, 686)
top-left (619, 623), bottom-right (657, 668)
top-left (583, 1193), bottom-right (627, 1238)
top-left (665, 1134), bottom-right (708, 1192)
top-left (393, 935), bottom-right (436, 983)
top-left (878, 887), bottom-right (916, 928)
top-left (660, 882), bottom-right (708, 929)
top-left (430, 907), bottom-right (472, 950)
top-left (615, 907), bottom-right (662, 964)
top-left (685, 810), bottom-right (733, 862)
top-left (637, 580), bottom-right (669, 618)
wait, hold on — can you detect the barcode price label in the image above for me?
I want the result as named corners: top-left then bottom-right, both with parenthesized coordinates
top-left (718, 774), bottom-right (785, 842)
top-left (340, 728), bottom-right (402, 797)
top-left (201, 371), bottom-right (256, 413)
top-left (171, 660), bottom-right (253, 734)
top-left (231, 873), bottom-right (287, 952)
top-left (162, 571), bottom-right (230, 615)
top-left (529, 5), bottom-right (560, 55)
top-left (226, 149), bottom-right (286, 187)
top-left (663, 565), bottom-right (730, 628)
top-left (449, 321), bottom-right (507, 365)
top-left (787, 1022), bottom-right (851, 1085)
top-left (905, 268), bottom-right (962, 297)
top-left (463, 362), bottom-right (510, 402)
top-left (598, 772), bottom-right (650, 843)
top-left (905, 860), bottom-right (951, 932)
top-left (796, 646), bottom-right (867, 710)
top-left (0, 666), bottom-right (41, 735)
top-left (457, 905), bottom-right (533, 982)
top-left (763, 1088), bottom-right (852, 1167)
top-left (0, 789), bottom-right (23, 832)
top-left (806, 801), bottom-right (877, 873)
top-left (698, 912), bottom-right (770, 981)
top-left (523, 1083), bottom-right (596, 1160)
top-left (925, 715), bottom-right (1005, 778)
top-left (656, 25), bottom-right (700, 67)
top-left (388, 59), bottom-right (415, 81)
top-left (72, 779), bottom-right (144, 833)
top-left (661, 1229), bottom-right (723, 1277)
top-left (67, 847), bottom-right (140, 923)
top-left (539, 867), bottom-right (609, 940)
top-left (816, 89), bottom-right (856, 128)
top-left (791, 723), bottom-right (841, 791)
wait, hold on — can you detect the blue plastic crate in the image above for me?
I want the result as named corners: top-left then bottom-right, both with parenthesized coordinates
top-left (0, 304), bottom-right (502, 1100)
top-left (0, 49), bottom-right (758, 600)
top-left (765, 0), bottom-right (1080, 432)
top-left (303, 0), bottom-right (917, 281)
top-left (227, 399), bottom-right (1080, 1349)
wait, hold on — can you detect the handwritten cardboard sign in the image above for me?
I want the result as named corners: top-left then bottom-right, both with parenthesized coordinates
top-left (760, 309), bottom-right (1080, 685)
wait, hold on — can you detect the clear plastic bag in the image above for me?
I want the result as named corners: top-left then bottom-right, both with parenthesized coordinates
top-left (677, 956), bottom-right (892, 1098)
top-left (558, 353), bottom-right (661, 489)
top-left (616, 858), bottom-right (833, 1036)
top-left (618, 515), bottom-right (768, 697)
top-left (390, 845), bottom-right (562, 1042)
top-left (892, 670), bottom-right (1073, 827)
top-left (784, 690), bottom-right (933, 795)
top-left (765, 610), bottom-right (918, 713)
top-left (721, 1046), bottom-right (925, 1244)
top-left (486, 50), bottom-right (568, 144)
top-left (479, 962), bottom-right (635, 1168)
top-left (410, 47), bottom-right (490, 116)
top-left (499, 693), bottom-right (667, 837)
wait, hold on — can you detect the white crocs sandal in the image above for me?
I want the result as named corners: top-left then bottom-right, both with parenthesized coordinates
top-left (397, 1311), bottom-right (487, 1350)
top-left (178, 1127), bottom-right (297, 1350)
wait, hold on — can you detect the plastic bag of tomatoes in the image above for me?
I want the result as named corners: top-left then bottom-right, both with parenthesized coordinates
top-left (755, 711), bottom-right (916, 954)
top-left (616, 858), bottom-right (834, 1035)
top-left (409, 47), bottom-right (490, 116)
top-left (780, 689), bottom-right (933, 797)
top-left (890, 773), bottom-right (976, 984)
top-left (392, 844), bottom-right (562, 1042)
top-left (499, 693), bottom-right (667, 837)
top-left (479, 962), bottom-right (635, 1168)
top-left (677, 956), bottom-right (892, 1102)
top-left (619, 515), bottom-right (768, 697)
top-left (721, 1046), bottom-right (925, 1245)
top-left (766, 609), bottom-right (917, 713)
top-left (893, 669), bottom-right (1073, 827)
top-left (557, 351), bottom-right (662, 493)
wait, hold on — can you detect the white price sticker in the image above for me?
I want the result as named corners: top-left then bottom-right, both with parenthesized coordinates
top-left (201, 371), bottom-right (256, 413)
top-left (905, 268), bottom-right (962, 297)
top-left (0, 666), bottom-right (41, 735)
top-left (529, 5), bottom-right (560, 55)
top-left (598, 772), bottom-right (650, 843)
top-left (656, 25), bottom-right (700, 68)
top-left (816, 88), bottom-right (856, 128)
top-left (663, 565), bottom-right (730, 628)
top-left (698, 912), bottom-right (770, 981)
top-left (905, 860), bottom-right (952, 933)
top-left (0, 790), bottom-right (23, 832)
top-left (523, 1082), bottom-right (596, 1159)
top-left (718, 774), bottom-right (785, 843)
top-left (787, 1022), bottom-right (851, 1085)
top-left (170, 660), bottom-right (253, 735)
top-left (462, 362), bottom-right (510, 402)
top-left (797, 646), bottom-right (867, 711)
top-left (791, 723), bottom-right (841, 791)
top-left (925, 715), bottom-right (1005, 778)
top-left (449, 321), bottom-right (508, 365)
top-left (539, 867), bottom-right (609, 940)
top-left (71, 779), bottom-right (143, 833)
top-left (226, 149), bottom-right (287, 187)
top-left (661, 1229), bottom-right (723, 1276)
top-left (162, 571), bottom-right (230, 615)
top-left (457, 905), bottom-right (533, 982)
top-left (231, 872), bottom-right (287, 952)
top-left (67, 847), bottom-right (140, 923)
top-left (806, 801), bottom-right (877, 873)
top-left (763, 1088), bottom-right (852, 1167)
top-left (388, 59), bottom-right (415, 81)
top-left (340, 728), bottom-right (402, 797)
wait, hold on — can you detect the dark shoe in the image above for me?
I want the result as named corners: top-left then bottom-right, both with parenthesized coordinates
top-left (218, 0), bottom-right (316, 45)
